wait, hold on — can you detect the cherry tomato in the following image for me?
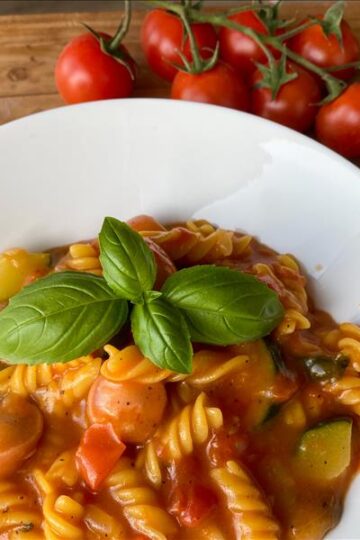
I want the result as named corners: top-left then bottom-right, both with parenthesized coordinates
top-left (87, 376), bottom-right (167, 444)
top-left (315, 83), bottom-right (360, 158)
top-left (0, 393), bottom-right (43, 477)
top-left (55, 33), bottom-right (135, 104)
top-left (288, 18), bottom-right (360, 80)
top-left (251, 62), bottom-right (322, 132)
top-left (141, 9), bottom-right (218, 82)
top-left (219, 10), bottom-right (269, 78)
top-left (171, 63), bottom-right (249, 111)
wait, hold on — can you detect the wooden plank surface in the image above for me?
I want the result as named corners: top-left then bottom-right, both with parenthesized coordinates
top-left (0, 1), bottom-right (359, 127)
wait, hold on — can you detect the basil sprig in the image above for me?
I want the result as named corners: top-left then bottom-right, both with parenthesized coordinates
top-left (162, 266), bottom-right (284, 345)
top-left (0, 272), bottom-right (128, 364)
top-left (99, 217), bottom-right (156, 301)
top-left (0, 217), bottom-right (285, 373)
top-left (132, 292), bottom-right (192, 373)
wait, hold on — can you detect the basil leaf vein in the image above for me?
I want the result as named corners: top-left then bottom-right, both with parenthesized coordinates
top-left (99, 217), bottom-right (156, 301)
top-left (131, 293), bottom-right (192, 373)
top-left (0, 271), bottom-right (128, 364)
top-left (162, 265), bottom-right (284, 345)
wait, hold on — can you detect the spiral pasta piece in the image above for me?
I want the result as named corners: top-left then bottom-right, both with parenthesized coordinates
top-left (142, 221), bottom-right (247, 264)
top-left (186, 220), bottom-right (253, 260)
top-left (43, 494), bottom-right (84, 540)
top-left (0, 481), bottom-right (42, 536)
top-left (84, 505), bottom-right (126, 539)
top-left (336, 323), bottom-right (360, 372)
top-left (171, 350), bottom-right (250, 386)
top-left (101, 345), bottom-right (172, 384)
top-left (58, 357), bottom-right (101, 408)
top-left (106, 458), bottom-right (177, 540)
top-left (252, 261), bottom-right (308, 314)
top-left (0, 357), bottom-right (100, 413)
top-left (168, 381), bottom-right (198, 414)
top-left (45, 449), bottom-right (79, 489)
top-left (0, 363), bottom-right (51, 395)
top-left (210, 461), bottom-right (280, 540)
top-left (159, 392), bottom-right (223, 462)
top-left (59, 243), bottom-right (102, 275)
top-left (324, 375), bottom-right (360, 415)
top-left (275, 309), bottom-right (311, 337)
top-left (321, 323), bottom-right (360, 372)
top-left (136, 440), bottom-right (163, 489)
top-left (101, 345), bottom-right (249, 389)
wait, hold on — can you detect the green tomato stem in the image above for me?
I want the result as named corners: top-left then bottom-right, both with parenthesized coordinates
top-left (189, 8), bottom-right (346, 100)
top-left (109, 0), bottom-right (132, 51)
top-left (326, 60), bottom-right (360, 72)
top-left (149, 0), bottom-right (219, 74)
top-left (189, 8), bottom-right (274, 66)
top-left (276, 20), bottom-right (317, 41)
top-left (181, 4), bottom-right (203, 72)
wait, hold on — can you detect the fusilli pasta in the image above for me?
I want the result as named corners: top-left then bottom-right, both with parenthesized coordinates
top-left (210, 460), bottom-right (280, 540)
top-left (158, 392), bottom-right (223, 462)
top-left (43, 494), bottom-right (84, 540)
top-left (57, 243), bottom-right (102, 275)
top-left (106, 457), bottom-right (178, 540)
top-left (0, 481), bottom-right (42, 537)
top-left (101, 345), bottom-right (249, 388)
top-left (324, 374), bottom-right (360, 415)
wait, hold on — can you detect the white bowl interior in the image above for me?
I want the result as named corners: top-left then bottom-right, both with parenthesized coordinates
top-left (0, 99), bottom-right (360, 538)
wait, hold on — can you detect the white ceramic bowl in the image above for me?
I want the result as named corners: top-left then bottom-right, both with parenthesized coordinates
top-left (1, 99), bottom-right (359, 538)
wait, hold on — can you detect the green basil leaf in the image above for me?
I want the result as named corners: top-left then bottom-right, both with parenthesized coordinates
top-left (162, 265), bottom-right (284, 345)
top-left (131, 293), bottom-right (192, 373)
top-left (99, 217), bottom-right (156, 301)
top-left (0, 271), bottom-right (128, 364)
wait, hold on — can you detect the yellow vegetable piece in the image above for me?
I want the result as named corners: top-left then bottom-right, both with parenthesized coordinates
top-left (297, 418), bottom-right (352, 481)
top-left (0, 249), bottom-right (50, 302)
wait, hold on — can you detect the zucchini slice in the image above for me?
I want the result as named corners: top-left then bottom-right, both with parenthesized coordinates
top-left (301, 354), bottom-right (348, 382)
top-left (296, 418), bottom-right (352, 480)
top-left (244, 340), bottom-right (279, 427)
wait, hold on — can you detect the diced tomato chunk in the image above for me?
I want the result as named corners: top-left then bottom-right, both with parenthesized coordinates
top-left (169, 484), bottom-right (217, 527)
top-left (76, 422), bottom-right (126, 491)
top-left (208, 430), bottom-right (248, 467)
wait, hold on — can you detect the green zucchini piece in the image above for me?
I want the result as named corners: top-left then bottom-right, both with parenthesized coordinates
top-left (265, 339), bottom-right (286, 373)
top-left (296, 418), bottom-right (352, 480)
top-left (301, 354), bottom-right (348, 381)
top-left (246, 340), bottom-right (278, 427)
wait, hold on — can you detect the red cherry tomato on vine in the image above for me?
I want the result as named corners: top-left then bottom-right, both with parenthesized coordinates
top-left (55, 33), bottom-right (135, 104)
top-left (219, 10), bottom-right (269, 78)
top-left (171, 63), bottom-right (249, 111)
top-left (315, 83), bottom-right (360, 158)
top-left (141, 9), bottom-right (218, 82)
top-left (288, 18), bottom-right (360, 80)
top-left (251, 62), bottom-right (322, 133)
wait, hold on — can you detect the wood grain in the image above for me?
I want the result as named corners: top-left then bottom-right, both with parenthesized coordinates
top-left (0, 2), bottom-right (359, 127)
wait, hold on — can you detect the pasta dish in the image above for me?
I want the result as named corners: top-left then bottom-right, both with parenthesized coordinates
top-left (0, 215), bottom-right (358, 540)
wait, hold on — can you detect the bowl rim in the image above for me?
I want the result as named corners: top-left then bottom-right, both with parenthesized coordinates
top-left (1, 97), bottom-right (359, 177)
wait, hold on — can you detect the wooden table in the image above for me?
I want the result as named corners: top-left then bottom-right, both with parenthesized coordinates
top-left (0, 1), bottom-right (359, 129)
